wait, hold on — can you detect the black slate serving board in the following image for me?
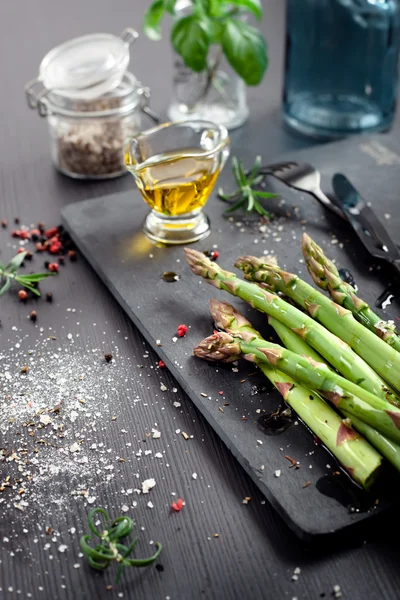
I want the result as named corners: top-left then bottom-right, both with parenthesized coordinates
top-left (62, 132), bottom-right (400, 539)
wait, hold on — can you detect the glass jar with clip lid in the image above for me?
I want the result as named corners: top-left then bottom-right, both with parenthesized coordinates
top-left (25, 28), bottom-right (160, 179)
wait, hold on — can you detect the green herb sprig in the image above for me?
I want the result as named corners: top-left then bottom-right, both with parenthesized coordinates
top-left (0, 251), bottom-right (55, 297)
top-left (143, 0), bottom-right (268, 87)
top-left (80, 507), bottom-right (162, 584)
top-left (218, 156), bottom-right (277, 218)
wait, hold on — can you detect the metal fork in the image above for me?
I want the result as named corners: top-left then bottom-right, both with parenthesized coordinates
top-left (260, 161), bottom-right (345, 220)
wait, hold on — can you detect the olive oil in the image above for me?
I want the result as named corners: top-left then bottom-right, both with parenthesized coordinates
top-left (128, 149), bottom-right (220, 217)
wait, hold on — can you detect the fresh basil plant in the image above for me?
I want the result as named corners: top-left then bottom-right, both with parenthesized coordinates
top-left (143, 0), bottom-right (268, 87)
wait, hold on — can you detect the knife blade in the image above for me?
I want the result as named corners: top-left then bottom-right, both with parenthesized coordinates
top-left (332, 173), bottom-right (400, 278)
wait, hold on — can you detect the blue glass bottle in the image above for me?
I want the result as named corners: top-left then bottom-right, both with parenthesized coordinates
top-left (283, 0), bottom-right (400, 139)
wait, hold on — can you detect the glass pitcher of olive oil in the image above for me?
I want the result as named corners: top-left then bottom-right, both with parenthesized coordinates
top-left (125, 120), bottom-right (230, 244)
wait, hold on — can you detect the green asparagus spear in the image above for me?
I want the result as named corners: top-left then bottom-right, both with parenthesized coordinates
top-left (267, 314), bottom-right (400, 472)
top-left (185, 247), bottom-right (397, 404)
top-left (209, 298), bottom-right (382, 487)
top-left (193, 330), bottom-right (400, 444)
top-left (235, 254), bottom-right (400, 398)
top-left (302, 233), bottom-right (400, 351)
top-left (268, 316), bottom-right (326, 364)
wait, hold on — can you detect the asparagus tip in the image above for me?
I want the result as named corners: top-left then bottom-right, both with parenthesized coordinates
top-left (193, 331), bottom-right (241, 363)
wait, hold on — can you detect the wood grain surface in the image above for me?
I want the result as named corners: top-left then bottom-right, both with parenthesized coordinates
top-left (1, 1), bottom-right (400, 599)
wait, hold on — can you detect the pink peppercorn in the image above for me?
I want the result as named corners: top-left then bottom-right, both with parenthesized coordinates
top-left (48, 262), bottom-right (59, 273)
top-left (177, 324), bottom-right (188, 337)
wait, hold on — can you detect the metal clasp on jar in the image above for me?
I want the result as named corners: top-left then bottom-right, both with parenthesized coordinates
top-left (136, 84), bottom-right (161, 125)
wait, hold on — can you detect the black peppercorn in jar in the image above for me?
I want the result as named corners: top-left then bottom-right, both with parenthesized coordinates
top-left (25, 28), bottom-right (159, 180)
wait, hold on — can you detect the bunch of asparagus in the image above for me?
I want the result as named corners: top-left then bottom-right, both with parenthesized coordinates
top-left (185, 234), bottom-right (400, 490)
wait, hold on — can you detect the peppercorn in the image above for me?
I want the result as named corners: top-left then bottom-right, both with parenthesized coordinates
top-left (49, 242), bottom-right (62, 254)
top-left (29, 310), bottom-right (37, 322)
top-left (20, 365), bottom-right (29, 374)
top-left (44, 260), bottom-right (50, 268)
top-left (37, 221), bottom-right (45, 232)
top-left (30, 228), bottom-right (41, 242)
top-left (68, 250), bottom-right (77, 261)
top-left (57, 225), bottom-right (64, 233)
top-left (25, 251), bottom-right (33, 261)
top-left (104, 353), bottom-right (113, 363)
top-left (14, 217), bottom-right (20, 224)
top-left (18, 290), bottom-right (28, 301)
top-left (177, 324), bottom-right (188, 337)
top-left (46, 292), bottom-right (53, 303)
top-left (11, 230), bottom-right (20, 238)
top-left (45, 227), bottom-right (58, 239)
top-left (36, 243), bottom-right (46, 252)
top-left (58, 256), bottom-right (65, 266)
top-left (48, 262), bottom-right (59, 273)
top-left (1, 219), bottom-right (7, 228)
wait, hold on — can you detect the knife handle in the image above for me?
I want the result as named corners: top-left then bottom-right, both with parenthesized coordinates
top-left (391, 259), bottom-right (400, 280)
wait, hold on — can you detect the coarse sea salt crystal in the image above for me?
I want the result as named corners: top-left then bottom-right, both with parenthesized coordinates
top-left (58, 544), bottom-right (68, 553)
top-left (69, 410), bottom-right (79, 423)
top-left (121, 505), bottom-right (129, 513)
top-left (39, 415), bottom-right (52, 426)
top-left (142, 478), bottom-right (156, 494)
top-left (152, 428), bottom-right (161, 439)
top-left (69, 443), bottom-right (80, 453)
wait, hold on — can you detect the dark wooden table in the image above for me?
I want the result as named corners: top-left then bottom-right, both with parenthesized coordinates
top-left (1, 1), bottom-right (400, 599)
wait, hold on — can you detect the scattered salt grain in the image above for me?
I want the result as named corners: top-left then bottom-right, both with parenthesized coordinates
top-left (58, 544), bottom-right (68, 553)
top-left (192, 472), bottom-right (198, 480)
top-left (152, 428), bottom-right (161, 439)
top-left (69, 410), bottom-right (79, 423)
top-left (39, 415), bottom-right (52, 426)
top-left (274, 470), bottom-right (281, 478)
top-left (142, 478), bottom-right (156, 494)
top-left (69, 443), bottom-right (80, 453)
top-left (121, 505), bottom-right (129, 513)
top-left (173, 401), bottom-right (181, 408)
top-left (147, 501), bottom-right (154, 509)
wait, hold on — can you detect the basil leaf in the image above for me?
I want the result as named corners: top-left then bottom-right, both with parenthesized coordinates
top-left (222, 19), bottom-right (267, 85)
top-left (171, 15), bottom-right (211, 72)
top-left (143, 0), bottom-right (166, 41)
top-left (164, 0), bottom-right (176, 14)
top-left (229, 0), bottom-right (263, 21)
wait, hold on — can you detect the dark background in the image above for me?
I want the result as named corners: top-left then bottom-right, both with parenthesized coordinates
top-left (1, 1), bottom-right (400, 599)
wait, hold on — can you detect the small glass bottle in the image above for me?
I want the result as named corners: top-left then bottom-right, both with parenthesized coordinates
top-left (167, 0), bottom-right (249, 130)
top-left (283, 0), bottom-right (400, 139)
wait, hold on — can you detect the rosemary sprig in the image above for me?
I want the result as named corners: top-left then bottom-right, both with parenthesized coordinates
top-left (0, 251), bottom-right (55, 297)
top-left (218, 156), bottom-right (277, 218)
top-left (80, 507), bottom-right (162, 583)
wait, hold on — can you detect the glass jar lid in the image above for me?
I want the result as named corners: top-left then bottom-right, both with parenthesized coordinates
top-left (37, 28), bottom-right (138, 100)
